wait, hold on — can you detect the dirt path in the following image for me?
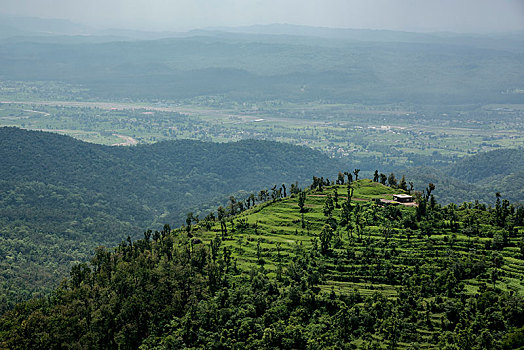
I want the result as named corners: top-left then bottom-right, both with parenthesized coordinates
top-left (111, 134), bottom-right (138, 146)
top-left (22, 109), bottom-right (51, 116)
top-left (308, 194), bottom-right (369, 201)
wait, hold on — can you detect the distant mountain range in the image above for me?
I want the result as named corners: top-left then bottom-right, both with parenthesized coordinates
top-left (1, 16), bottom-right (523, 104)
top-left (2, 15), bottom-right (523, 51)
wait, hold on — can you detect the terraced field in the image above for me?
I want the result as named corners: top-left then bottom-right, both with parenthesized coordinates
top-left (192, 179), bottom-right (524, 346)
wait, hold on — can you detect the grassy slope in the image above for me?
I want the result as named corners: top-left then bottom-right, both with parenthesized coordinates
top-left (191, 180), bottom-right (524, 347)
top-left (1, 179), bottom-right (522, 348)
top-left (197, 180), bottom-right (524, 293)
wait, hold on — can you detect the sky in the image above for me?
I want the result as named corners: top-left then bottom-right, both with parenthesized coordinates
top-left (1, 0), bottom-right (523, 33)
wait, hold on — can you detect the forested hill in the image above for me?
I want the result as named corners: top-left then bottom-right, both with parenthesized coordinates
top-left (0, 127), bottom-right (344, 310)
top-left (0, 127), bottom-right (343, 223)
top-left (402, 148), bottom-right (524, 205)
top-left (1, 179), bottom-right (523, 349)
top-left (447, 148), bottom-right (524, 184)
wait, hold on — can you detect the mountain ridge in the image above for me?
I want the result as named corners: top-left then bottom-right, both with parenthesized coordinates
top-left (0, 126), bottom-right (345, 309)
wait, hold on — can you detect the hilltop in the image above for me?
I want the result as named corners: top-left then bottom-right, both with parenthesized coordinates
top-left (1, 178), bottom-right (523, 349)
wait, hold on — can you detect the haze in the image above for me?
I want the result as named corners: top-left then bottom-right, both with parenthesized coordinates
top-left (2, 0), bottom-right (524, 33)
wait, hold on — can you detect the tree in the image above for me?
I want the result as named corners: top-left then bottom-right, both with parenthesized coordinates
top-left (217, 206), bottom-right (227, 237)
top-left (337, 172), bottom-right (345, 185)
top-left (340, 200), bottom-right (352, 228)
top-left (346, 172), bottom-right (353, 184)
top-left (388, 173), bottom-right (397, 188)
top-left (290, 182), bottom-right (301, 195)
top-left (298, 191), bottom-right (307, 213)
top-left (185, 212), bottom-right (195, 235)
top-left (203, 212), bottom-right (215, 230)
top-left (353, 169), bottom-right (360, 181)
top-left (320, 224), bottom-right (333, 254)
top-left (399, 176), bottom-right (407, 191)
top-left (271, 185), bottom-right (279, 201)
top-left (311, 176), bottom-right (323, 192)
top-left (228, 196), bottom-right (238, 215)
top-left (248, 193), bottom-right (256, 208)
top-left (323, 194), bottom-right (334, 218)
top-left (347, 183), bottom-right (354, 203)
top-left (373, 170), bottom-right (379, 182)
top-left (426, 183), bottom-right (435, 199)
top-left (380, 173), bottom-right (387, 185)
top-left (258, 189), bottom-right (269, 202)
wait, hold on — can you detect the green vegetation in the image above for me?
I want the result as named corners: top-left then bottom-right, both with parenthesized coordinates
top-left (0, 26), bottom-right (523, 174)
top-left (1, 30), bottom-right (522, 208)
top-left (0, 127), bottom-right (344, 311)
top-left (1, 24), bottom-right (523, 348)
top-left (1, 178), bottom-right (523, 349)
top-left (404, 148), bottom-right (524, 205)
top-left (1, 100), bottom-right (522, 182)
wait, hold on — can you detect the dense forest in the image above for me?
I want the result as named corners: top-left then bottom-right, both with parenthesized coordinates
top-left (1, 177), bottom-right (523, 349)
top-left (0, 127), bottom-right (344, 310)
top-left (403, 148), bottom-right (524, 205)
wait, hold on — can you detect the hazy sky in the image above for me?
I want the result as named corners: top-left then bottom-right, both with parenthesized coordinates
top-left (2, 0), bottom-right (523, 33)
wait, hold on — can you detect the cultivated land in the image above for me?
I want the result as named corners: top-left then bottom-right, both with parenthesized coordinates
top-left (2, 179), bottom-right (523, 349)
top-left (196, 180), bottom-right (524, 298)
top-left (1, 96), bottom-right (523, 172)
top-left (1, 24), bottom-right (524, 348)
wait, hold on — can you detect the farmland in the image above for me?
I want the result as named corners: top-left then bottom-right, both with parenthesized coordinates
top-left (2, 179), bottom-right (523, 349)
top-left (1, 94), bottom-right (523, 173)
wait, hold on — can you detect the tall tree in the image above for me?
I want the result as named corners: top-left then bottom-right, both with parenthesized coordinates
top-left (347, 183), bottom-right (354, 203)
top-left (320, 224), bottom-right (334, 254)
top-left (380, 173), bottom-right (387, 185)
top-left (388, 173), bottom-right (398, 188)
top-left (374, 170), bottom-right (379, 182)
top-left (323, 194), bottom-right (334, 218)
top-left (425, 183), bottom-right (436, 199)
top-left (217, 206), bottom-right (227, 238)
top-left (337, 172), bottom-right (345, 185)
top-left (298, 191), bottom-right (307, 213)
top-left (185, 212), bottom-right (194, 235)
top-left (399, 175), bottom-right (407, 191)
top-left (228, 196), bottom-right (237, 215)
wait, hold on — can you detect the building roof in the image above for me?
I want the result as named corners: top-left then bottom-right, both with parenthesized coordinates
top-left (393, 194), bottom-right (413, 198)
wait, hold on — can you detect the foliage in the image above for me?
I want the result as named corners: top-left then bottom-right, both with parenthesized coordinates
top-left (1, 179), bottom-right (523, 349)
top-left (0, 127), bottom-right (344, 310)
